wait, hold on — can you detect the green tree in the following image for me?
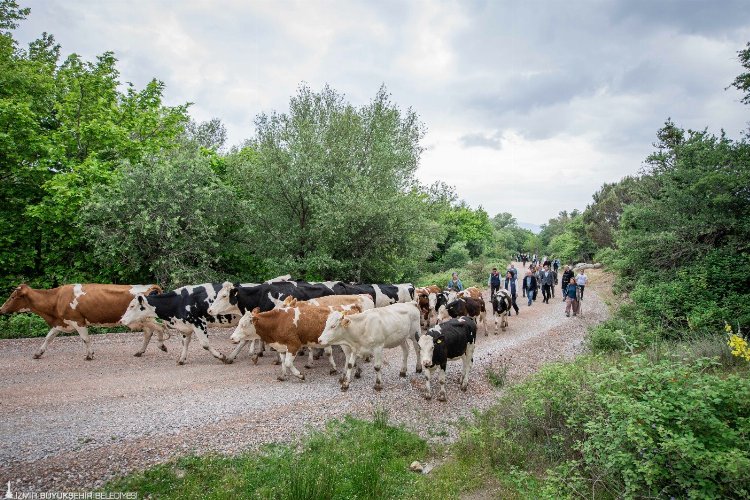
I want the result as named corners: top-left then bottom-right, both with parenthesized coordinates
top-left (82, 146), bottom-right (237, 287)
top-left (0, 4), bottom-right (189, 289)
top-left (226, 84), bottom-right (433, 282)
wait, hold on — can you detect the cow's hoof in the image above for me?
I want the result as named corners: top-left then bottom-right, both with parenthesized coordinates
top-left (133, 352), bottom-right (143, 357)
top-left (338, 375), bottom-right (345, 383)
top-left (297, 374), bottom-right (305, 381)
top-left (257, 351), bottom-right (264, 357)
top-left (437, 394), bottom-right (447, 402)
top-left (354, 371), bottom-right (361, 379)
top-left (272, 360), bottom-right (281, 366)
top-left (277, 376), bottom-right (287, 382)
top-left (224, 358), bottom-right (234, 365)
top-left (399, 370), bottom-right (407, 378)
top-left (484, 332), bottom-right (488, 337)
top-left (304, 364), bottom-right (312, 369)
top-left (340, 384), bottom-right (349, 392)
top-left (159, 345), bottom-right (168, 352)
top-left (364, 356), bottom-right (371, 363)
top-left (461, 385), bottom-right (468, 392)
top-left (177, 360), bottom-right (185, 365)
top-left (329, 369), bottom-right (338, 375)
top-left (424, 393), bottom-right (432, 401)
top-left (416, 367), bottom-right (422, 373)
top-left (251, 355), bottom-right (259, 365)
top-left (32, 353), bottom-right (42, 359)
top-left (85, 355), bottom-right (94, 361)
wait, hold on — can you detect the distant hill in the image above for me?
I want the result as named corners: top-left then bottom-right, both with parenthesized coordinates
top-left (518, 222), bottom-right (542, 234)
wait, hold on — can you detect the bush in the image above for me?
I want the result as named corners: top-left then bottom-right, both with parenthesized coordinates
top-left (0, 313), bottom-right (50, 339)
top-left (443, 354), bottom-right (750, 499)
top-left (441, 241), bottom-right (470, 270)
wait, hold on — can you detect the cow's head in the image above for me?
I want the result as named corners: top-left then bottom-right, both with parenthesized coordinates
top-left (120, 294), bottom-right (157, 326)
top-left (419, 325), bottom-right (444, 369)
top-left (0, 284), bottom-right (32, 315)
top-left (230, 309), bottom-right (259, 343)
top-left (207, 282), bottom-right (239, 316)
top-left (318, 310), bottom-right (353, 346)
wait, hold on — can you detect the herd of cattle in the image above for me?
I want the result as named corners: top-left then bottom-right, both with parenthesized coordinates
top-left (0, 277), bottom-right (514, 401)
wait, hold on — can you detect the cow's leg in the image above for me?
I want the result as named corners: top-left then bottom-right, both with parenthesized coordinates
top-left (284, 351), bottom-right (305, 381)
top-left (277, 350), bottom-right (290, 381)
top-left (33, 327), bottom-right (64, 359)
top-left (72, 325), bottom-right (94, 360)
top-left (134, 328), bottom-right (153, 357)
top-left (158, 330), bottom-right (168, 352)
top-left (437, 367), bottom-right (448, 402)
top-left (340, 347), bottom-right (356, 391)
top-left (502, 312), bottom-right (508, 331)
top-left (461, 345), bottom-right (476, 391)
top-left (325, 346), bottom-right (338, 375)
top-left (399, 340), bottom-right (409, 378)
top-left (411, 338), bottom-right (422, 373)
top-left (178, 333), bottom-right (191, 365)
top-left (226, 339), bottom-right (249, 363)
top-left (373, 347), bottom-right (384, 391)
top-left (304, 348), bottom-right (314, 369)
top-left (192, 325), bottom-right (227, 363)
top-left (423, 367), bottom-right (433, 400)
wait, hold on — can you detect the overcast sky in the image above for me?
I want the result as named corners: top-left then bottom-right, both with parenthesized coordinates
top-left (14, 0), bottom-right (750, 225)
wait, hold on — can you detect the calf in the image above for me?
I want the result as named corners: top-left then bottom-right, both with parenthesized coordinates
top-left (318, 302), bottom-right (422, 391)
top-left (491, 289), bottom-right (512, 333)
top-left (437, 297), bottom-right (487, 335)
top-left (228, 302), bottom-right (363, 380)
top-left (0, 284), bottom-right (167, 360)
top-left (121, 283), bottom-right (236, 365)
top-left (417, 316), bottom-right (477, 401)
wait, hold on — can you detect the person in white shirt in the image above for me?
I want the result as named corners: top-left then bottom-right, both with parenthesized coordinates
top-left (576, 269), bottom-right (588, 300)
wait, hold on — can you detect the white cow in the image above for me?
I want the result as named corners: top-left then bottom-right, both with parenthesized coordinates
top-left (318, 302), bottom-right (422, 391)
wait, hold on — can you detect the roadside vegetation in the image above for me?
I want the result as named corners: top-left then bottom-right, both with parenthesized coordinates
top-left (0, 2), bottom-right (532, 338)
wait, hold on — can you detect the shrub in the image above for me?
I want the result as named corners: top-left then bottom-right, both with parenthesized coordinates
top-left (442, 241), bottom-right (470, 270)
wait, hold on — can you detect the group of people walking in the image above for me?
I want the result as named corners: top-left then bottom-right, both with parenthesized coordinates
top-left (472, 258), bottom-right (589, 318)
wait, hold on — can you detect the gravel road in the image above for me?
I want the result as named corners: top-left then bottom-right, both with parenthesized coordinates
top-left (0, 267), bottom-right (610, 493)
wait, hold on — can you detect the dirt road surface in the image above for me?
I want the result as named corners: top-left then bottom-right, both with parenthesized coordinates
top-left (0, 267), bottom-right (610, 492)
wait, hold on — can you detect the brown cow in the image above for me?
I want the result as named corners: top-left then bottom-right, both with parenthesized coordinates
top-left (229, 302), bottom-right (363, 380)
top-left (0, 284), bottom-right (167, 360)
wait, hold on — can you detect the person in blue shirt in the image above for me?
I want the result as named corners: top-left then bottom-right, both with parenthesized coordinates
top-left (565, 277), bottom-right (580, 317)
top-left (447, 272), bottom-right (464, 291)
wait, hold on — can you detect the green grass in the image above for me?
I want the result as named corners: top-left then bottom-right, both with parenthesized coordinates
top-left (106, 411), bottom-right (429, 499)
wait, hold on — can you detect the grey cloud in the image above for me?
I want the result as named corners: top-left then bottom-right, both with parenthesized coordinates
top-left (460, 132), bottom-right (503, 149)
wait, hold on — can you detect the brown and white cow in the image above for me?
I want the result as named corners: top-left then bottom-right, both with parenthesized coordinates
top-left (228, 300), bottom-right (365, 380)
top-left (415, 285), bottom-right (442, 329)
top-left (457, 286), bottom-right (483, 300)
top-left (0, 284), bottom-right (167, 360)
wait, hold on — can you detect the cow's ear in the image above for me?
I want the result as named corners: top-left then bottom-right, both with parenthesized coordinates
top-left (251, 307), bottom-right (260, 316)
top-left (436, 335), bottom-right (445, 344)
top-left (341, 317), bottom-right (351, 327)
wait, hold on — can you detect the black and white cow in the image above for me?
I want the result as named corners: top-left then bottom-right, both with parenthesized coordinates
top-left (121, 283), bottom-right (237, 365)
top-left (417, 316), bottom-right (477, 401)
top-left (437, 297), bottom-right (487, 335)
top-left (490, 289), bottom-right (512, 333)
